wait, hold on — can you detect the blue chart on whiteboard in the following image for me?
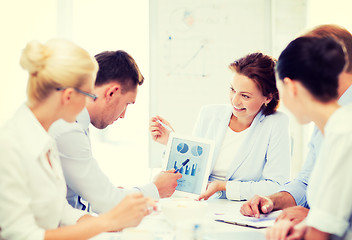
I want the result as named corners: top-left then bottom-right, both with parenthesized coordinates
top-left (166, 137), bottom-right (211, 194)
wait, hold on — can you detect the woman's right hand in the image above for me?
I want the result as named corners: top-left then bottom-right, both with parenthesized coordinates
top-left (101, 193), bottom-right (155, 232)
top-left (149, 116), bottom-right (174, 145)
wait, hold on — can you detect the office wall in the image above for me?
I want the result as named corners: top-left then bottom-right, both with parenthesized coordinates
top-left (68, 0), bottom-right (151, 187)
top-left (0, 0), bottom-right (151, 188)
top-left (308, 0), bottom-right (352, 31)
top-left (0, 0), bottom-right (57, 125)
top-left (2, 0), bottom-right (351, 187)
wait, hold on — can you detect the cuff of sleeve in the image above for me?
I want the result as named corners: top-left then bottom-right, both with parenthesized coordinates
top-left (225, 180), bottom-right (242, 200)
top-left (60, 202), bottom-right (87, 226)
top-left (136, 183), bottom-right (160, 200)
top-left (26, 229), bottom-right (45, 240)
top-left (280, 181), bottom-right (308, 208)
top-left (306, 208), bottom-right (349, 237)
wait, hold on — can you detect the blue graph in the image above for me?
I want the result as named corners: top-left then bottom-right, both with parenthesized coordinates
top-left (191, 164), bottom-right (197, 176)
top-left (191, 146), bottom-right (203, 156)
top-left (185, 165), bottom-right (190, 175)
top-left (177, 143), bottom-right (189, 154)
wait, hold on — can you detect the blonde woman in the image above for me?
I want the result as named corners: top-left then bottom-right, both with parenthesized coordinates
top-left (0, 39), bottom-right (153, 240)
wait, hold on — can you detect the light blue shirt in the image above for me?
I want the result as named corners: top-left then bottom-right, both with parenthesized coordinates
top-left (281, 85), bottom-right (352, 207)
top-left (193, 104), bottom-right (291, 200)
top-left (49, 108), bottom-right (159, 214)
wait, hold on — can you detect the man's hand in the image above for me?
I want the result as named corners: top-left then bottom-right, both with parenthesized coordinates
top-left (275, 206), bottom-right (309, 224)
top-left (153, 169), bottom-right (182, 198)
top-left (198, 181), bottom-right (226, 200)
top-left (240, 195), bottom-right (274, 218)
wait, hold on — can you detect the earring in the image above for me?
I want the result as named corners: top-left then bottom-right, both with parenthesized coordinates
top-left (264, 103), bottom-right (268, 107)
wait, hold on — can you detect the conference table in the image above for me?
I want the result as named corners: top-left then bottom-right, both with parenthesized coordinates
top-left (91, 199), bottom-right (267, 240)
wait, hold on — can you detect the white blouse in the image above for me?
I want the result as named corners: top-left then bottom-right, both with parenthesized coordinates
top-left (212, 127), bottom-right (249, 180)
top-left (0, 104), bottom-right (85, 240)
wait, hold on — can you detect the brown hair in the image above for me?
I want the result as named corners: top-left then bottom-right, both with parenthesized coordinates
top-left (229, 52), bottom-right (278, 115)
top-left (94, 50), bottom-right (144, 94)
top-left (304, 24), bottom-right (352, 73)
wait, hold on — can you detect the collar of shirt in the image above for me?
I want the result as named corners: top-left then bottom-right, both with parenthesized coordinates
top-left (338, 84), bottom-right (352, 106)
top-left (75, 108), bottom-right (91, 132)
top-left (14, 104), bottom-right (54, 160)
top-left (325, 103), bottom-right (352, 134)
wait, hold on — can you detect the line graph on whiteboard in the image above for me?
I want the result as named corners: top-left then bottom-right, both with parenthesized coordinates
top-left (160, 4), bottom-right (232, 81)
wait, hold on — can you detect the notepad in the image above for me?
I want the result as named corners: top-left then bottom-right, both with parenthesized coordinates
top-left (215, 210), bottom-right (282, 229)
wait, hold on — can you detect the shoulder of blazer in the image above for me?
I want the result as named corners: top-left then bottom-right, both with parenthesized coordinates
top-left (258, 110), bottom-right (289, 128)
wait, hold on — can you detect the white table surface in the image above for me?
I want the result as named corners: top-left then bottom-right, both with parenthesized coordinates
top-left (91, 199), bottom-right (266, 240)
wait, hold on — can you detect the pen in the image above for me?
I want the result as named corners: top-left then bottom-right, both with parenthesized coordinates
top-left (157, 120), bottom-right (173, 132)
top-left (174, 159), bottom-right (190, 173)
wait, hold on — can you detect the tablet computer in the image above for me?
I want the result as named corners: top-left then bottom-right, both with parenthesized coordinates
top-left (163, 132), bottom-right (215, 198)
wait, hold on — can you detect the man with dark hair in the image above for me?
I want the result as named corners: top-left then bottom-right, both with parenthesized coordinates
top-left (50, 50), bottom-right (181, 214)
top-left (240, 24), bottom-right (352, 226)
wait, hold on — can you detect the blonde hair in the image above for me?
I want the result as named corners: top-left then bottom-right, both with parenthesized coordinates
top-left (20, 39), bottom-right (98, 103)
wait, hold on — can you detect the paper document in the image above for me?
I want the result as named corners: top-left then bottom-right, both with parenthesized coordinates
top-left (215, 210), bottom-right (282, 229)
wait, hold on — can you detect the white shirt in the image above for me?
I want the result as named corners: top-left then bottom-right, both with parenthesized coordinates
top-left (0, 104), bottom-right (85, 240)
top-left (49, 108), bottom-right (159, 214)
top-left (306, 103), bottom-right (352, 239)
top-left (212, 127), bottom-right (249, 179)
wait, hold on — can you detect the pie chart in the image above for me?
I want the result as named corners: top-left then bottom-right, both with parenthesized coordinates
top-left (191, 146), bottom-right (203, 156)
top-left (177, 143), bottom-right (189, 154)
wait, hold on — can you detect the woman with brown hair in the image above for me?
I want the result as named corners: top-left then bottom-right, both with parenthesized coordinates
top-left (150, 52), bottom-right (291, 201)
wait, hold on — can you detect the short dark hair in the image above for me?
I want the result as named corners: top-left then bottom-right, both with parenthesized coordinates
top-left (229, 52), bottom-right (278, 115)
top-left (277, 36), bottom-right (346, 102)
top-left (304, 24), bottom-right (352, 73)
top-left (94, 50), bottom-right (144, 93)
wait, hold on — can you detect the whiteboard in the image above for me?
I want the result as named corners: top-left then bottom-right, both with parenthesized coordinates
top-left (149, 0), bottom-right (307, 167)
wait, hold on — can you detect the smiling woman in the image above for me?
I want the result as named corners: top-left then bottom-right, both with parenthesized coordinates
top-left (150, 52), bottom-right (291, 201)
top-left (227, 53), bottom-right (279, 131)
